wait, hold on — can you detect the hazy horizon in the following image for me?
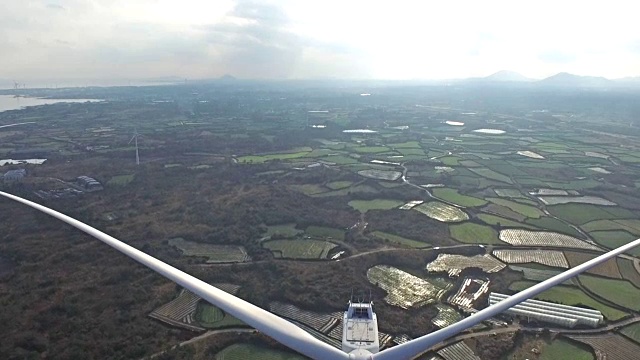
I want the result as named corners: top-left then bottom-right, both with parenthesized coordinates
top-left (2, 1), bottom-right (640, 85)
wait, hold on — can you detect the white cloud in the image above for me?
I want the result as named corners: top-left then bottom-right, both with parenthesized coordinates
top-left (1, 0), bottom-right (639, 82)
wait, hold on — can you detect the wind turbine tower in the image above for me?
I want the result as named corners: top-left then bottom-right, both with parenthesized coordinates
top-left (128, 130), bottom-right (141, 165)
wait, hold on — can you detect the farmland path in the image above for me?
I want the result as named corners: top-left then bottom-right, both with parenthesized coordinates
top-left (144, 327), bottom-right (256, 359)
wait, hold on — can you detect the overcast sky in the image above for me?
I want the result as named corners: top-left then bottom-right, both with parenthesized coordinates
top-left (1, 0), bottom-right (639, 84)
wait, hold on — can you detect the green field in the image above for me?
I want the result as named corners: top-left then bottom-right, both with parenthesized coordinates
top-left (237, 150), bottom-right (311, 163)
top-left (581, 219), bottom-right (640, 235)
top-left (589, 230), bottom-right (640, 255)
top-left (216, 343), bottom-right (305, 360)
top-left (620, 322), bottom-right (640, 343)
top-left (351, 146), bottom-right (389, 153)
top-left (107, 174), bottom-right (134, 186)
top-left (449, 222), bottom-right (502, 245)
top-left (264, 224), bottom-right (303, 238)
top-left (579, 275), bottom-right (640, 311)
top-left (525, 217), bottom-right (583, 238)
top-left (305, 225), bottom-right (345, 240)
top-left (477, 214), bottom-right (538, 229)
top-left (168, 238), bottom-right (248, 263)
top-left (432, 188), bottom-right (487, 207)
top-left (290, 184), bottom-right (327, 196)
top-left (325, 181), bottom-right (353, 190)
top-left (324, 155), bottom-right (359, 164)
top-left (263, 239), bottom-right (337, 259)
top-left (196, 303), bottom-right (245, 329)
top-left (469, 167), bottom-right (513, 184)
top-left (371, 231), bottom-right (429, 248)
top-left (509, 281), bottom-right (628, 320)
top-left (348, 199), bottom-right (404, 213)
top-left (487, 198), bottom-right (544, 218)
top-left (540, 338), bottom-right (594, 360)
top-left (548, 204), bottom-right (637, 225)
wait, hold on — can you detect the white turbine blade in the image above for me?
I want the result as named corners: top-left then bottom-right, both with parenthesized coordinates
top-left (373, 238), bottom-right (640, 360)
top-left (128, 135), bottom-right (136, 145)
top-left (0, 192), bottom-right (349, 360)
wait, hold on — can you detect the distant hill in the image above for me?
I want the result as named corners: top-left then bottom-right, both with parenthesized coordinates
top-left (484, 70), bottom-right (533, 82)
top-left (538, 72), bottom-right (613, 87)
top-left (218, 74), bottom-right (237, 81)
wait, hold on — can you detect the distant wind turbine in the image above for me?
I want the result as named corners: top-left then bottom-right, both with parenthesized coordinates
top-left (128, 130), bottom-right (142, 165)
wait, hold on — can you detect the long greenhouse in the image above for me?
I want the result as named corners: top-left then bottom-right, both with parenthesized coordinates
top-left (489, 292), bottom-right (603, 328)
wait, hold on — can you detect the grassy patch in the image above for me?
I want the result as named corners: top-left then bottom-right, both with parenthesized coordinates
top-left (432, 188), bottom-right (487, 207)
top-left (449, 222), bottom-right (502, 244)
top-left (305, 226), bottom-right (345, 240)
top-left (579, 275), bottom-right (640, 311)
top-left (348, 199), bottom-right (404, 213)
top-left (540, 338), bottom-right (594, 360)
top-left (196, 303), bottom-right (244, 329)
top-left (107, 174), bottom-right (134, 186)
top-left (589, 230), bottom-right (640, 256)
top-left (325, 181), bottom-right (353, 190)
top-left (351, 146), bottom-right (389, 153)
top-left (525, 217), bottom-right (584, 238)
top-left (168, 238), bottom-right (248, 263)
top-left (488, 198), bottom-right (544, 218)
top-left (620, 323), bottom-right (640, 343)
top-left (237, 150), bottom-right (311, 163)
top-left (289, 184), bottom-right (327, 196)
top-left (215, 343), bottom-right (304, 360)
top-left (371, 231), bottom-right (429, 248)
top-left (469, 167), bottom-right (513, 184)
top-left (439, 156), bottom-right (460, 166)
top-left (548, 204), bottom-right (637, 225)
top-left (264, 224), bottom-right (303, 238)
top-left (509, 281), bottom-right (627, 320)
top-left (477, 214), bottom-right (538, 229)
top-left (263, 239), bottom-right (337, 259)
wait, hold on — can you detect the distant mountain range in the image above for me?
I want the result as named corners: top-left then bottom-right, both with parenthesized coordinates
top-left (463, 70), bottom-right (639, 88)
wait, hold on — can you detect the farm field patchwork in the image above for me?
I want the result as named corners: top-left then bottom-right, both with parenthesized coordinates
top-left (215, 343), bottom-right (305, 360)
top-left (468, 167), bottom-right (512, 184)
top-left (357, 169), bottom-right (402, 181)
top-left (305, 226), bottom-right (345, 240)
top-left (493, 249), bottom-right (569, 268)
top-left (477, 214), bottom-right (538, 229)
top-left (487, 198), bottom-right (544, 218)
top-left (263, 239), bottom-right (337, 259)
top-left (564, 251), bottom-right (622, 279)
top-left (616, 258), bottom-right (640, 288)
top-left (367, 265), bottom-right (452, 309)
top-left (168, 238), bottom-right (250, 263)
top-left (413, 202), bottom-right (469, 222)
top-left (348, 199), bottom-right (404, 213)
top-left (431, 188), bottom-right (487, 207)
top-left (498, 229), bottom-right (599, 250)
top-left (548, 204), bottom-right (637, 225)
top-left (264, 223), bottom-right (303, 238)
top-left (449, 222), bottom-right (502, 245)
top-left (578, 275), bottom-right (640, 311)
top-left (370, 231), bottom-right (429, 248)
top-left (567, 334), bottom-right (640, 360)
top-left (426, 254), bottom-right (505, 275)
top-left (538, 196), bottom-right (617, 206)
top-left (539, 338), bottom-right (594, 360)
